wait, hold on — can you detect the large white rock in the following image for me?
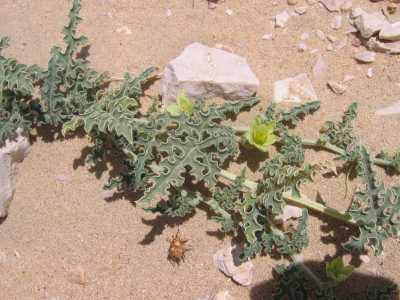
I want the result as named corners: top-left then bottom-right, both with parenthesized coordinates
top-left (161, 43), bottom-right (259, 105)
top-left (213, 245), bottom-right (254, 286)
top-left (354, 11), bottom-right (388, 39)
top-left (0, 129), bottom-right (30, 218)
top-left (379, 22), bottom-right (400, 41)
top-left (273, 73), bottom-right (318, 103)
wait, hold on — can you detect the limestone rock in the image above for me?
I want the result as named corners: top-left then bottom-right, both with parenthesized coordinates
top-left (273, 73), bottom-right (318, 103)
top-left (213, 245), bottom-right (254, 286)
top-left (379, 22), bottom-right (400, 41)
top-left (354, 11), bottom-right (388, 39)
top-left (0, 129), bottom-right (30, 218)
top-left (354, 51), bottom-right (376, 63)
top-left (161, 43), bottom-right (259, 105)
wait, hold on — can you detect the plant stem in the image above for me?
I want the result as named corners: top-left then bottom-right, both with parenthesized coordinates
top-left (218, 169), bottom-right (356, 225)
top-left (290, 254), bottom-right (325, 290)
top-left (232, 124), bottom-right (394, 169)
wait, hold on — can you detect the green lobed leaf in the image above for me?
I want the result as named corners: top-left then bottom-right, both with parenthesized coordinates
top-left (326, 256), bottom-right (354, 284)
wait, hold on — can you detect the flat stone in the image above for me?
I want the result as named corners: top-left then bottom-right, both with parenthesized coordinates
top-left (319, 0), bottom-right (344, 11)
top-left (354, 11), bottom-right (388, 39)
top-left (379, 22), bottom-right (400, 41)
top-left (375, 101), bottom-right (400, 115)
top-left (354, 51), bottom-right (376, 63)
top-left (327, 80), bottom-right (346, 94)
top-left (213, 245), bottom-right (254, 286)
top-left (273, 74), bottom-right (318, 103)
top-left (295, 6), bottom-right (308, 15)
top-left (161, 43), bottom-right (259, 105)
top-left (0, 129), bottom-right (30, 218)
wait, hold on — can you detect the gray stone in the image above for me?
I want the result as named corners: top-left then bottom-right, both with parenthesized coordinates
top-left (161, 43), bottom-right (259, 105)
top-left (354, 51), bottom-right (376, 63)
top-left (273, 73), bottom-right (318, 103)
top-left (213, 245), bottom-right (254, 286)
top-left (354, 11), bottom-right (388, 38)
top-left (0, 129), bottom-right (30, 218)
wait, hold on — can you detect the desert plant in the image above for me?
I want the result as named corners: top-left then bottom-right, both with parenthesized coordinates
top-left (2, 0), bottom-right (399, 298)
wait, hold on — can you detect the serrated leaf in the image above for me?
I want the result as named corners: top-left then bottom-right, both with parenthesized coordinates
top-left (343, 146), bottom-right (400, 255)
top-left (141, 101), bottom-right (238, 204)
top-left (326, 256), bottom-right (354, 283)
top-left (40, 0), bottom-right (106, 126)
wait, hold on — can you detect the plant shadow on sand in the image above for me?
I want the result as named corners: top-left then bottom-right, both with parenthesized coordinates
top-left (250, 260), bottom-right (399, 300)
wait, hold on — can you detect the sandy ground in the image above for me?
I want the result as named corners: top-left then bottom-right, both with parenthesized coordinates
top-left (1, 0), bottom-right (400, 299)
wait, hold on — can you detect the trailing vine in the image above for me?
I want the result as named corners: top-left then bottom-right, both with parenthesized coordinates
top-left (1, 1), bottom-right (399, 298)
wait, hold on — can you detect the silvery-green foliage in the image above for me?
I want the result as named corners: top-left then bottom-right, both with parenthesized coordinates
top-left (0, 37), bottom-right (43, 143)
top-left (40, 0), bottom-right (107, 126)
top-left (343, 146), bottom-right (400, 255)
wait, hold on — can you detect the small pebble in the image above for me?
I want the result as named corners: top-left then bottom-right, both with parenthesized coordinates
top-left (343, 74), bottom-right (354, 82)
top-left (367, 68), bottom-right (374, 78)
top-left (327, 35), bottom-right (337, 43)
top-left (300, 32), bottom-right (310, 40)
top-left (166, 8), bottom-right (172, 17)
top-left (387, 3), bottom-right (397, 14)
top-left (287, 0), bottom-right (298, 5)
top-left (327, 80), bottom-right (346, 94)
top-left (0, 249), bottom-right (6, 264)
top-left (360, 254), bottom-right (371, 264)
top-left (354, 51), bottom-right (376, 63)
top-left (225, 9), bottom-right (233, 16)
top-left (298, 42), bottom-right (308, 52)
top-left (275, 11), bottom-right (290, 28)
top-left (295, 6), bottom-right (308, 14)
top-left (262, 33), bottom-right (274, 40)
top-left (331, 15), bottom-right (342, 30)
top-left (315, 29), bottom-right (326, 41)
